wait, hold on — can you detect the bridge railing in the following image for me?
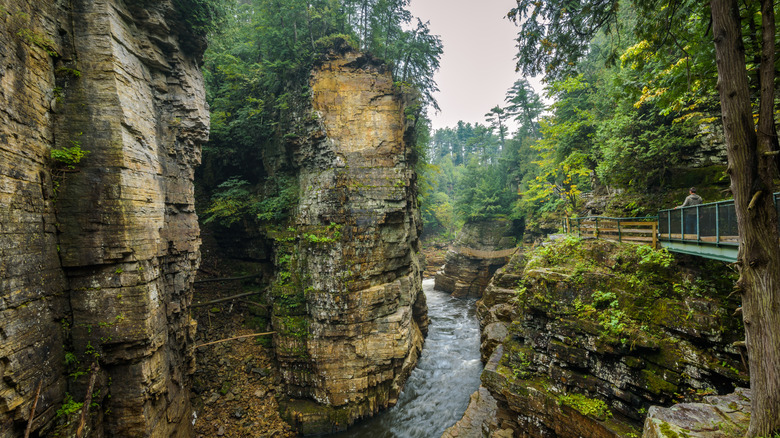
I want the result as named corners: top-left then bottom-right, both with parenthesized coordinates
top-left (564, 192), bottom-right (779, 261)
top-left (657, 192), bottom-right (780, 246)
top-left (564, 216), bottom-right (659, 247)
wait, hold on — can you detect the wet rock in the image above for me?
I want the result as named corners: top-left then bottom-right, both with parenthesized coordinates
top-left (435, 219), bottom-right (517, 298)
top-left (441, 386), bottom-right (499, 438)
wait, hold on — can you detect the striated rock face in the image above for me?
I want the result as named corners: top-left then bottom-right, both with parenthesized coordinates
top-left (434, 219), bottom-right (517, 298)
top-left (274, 51), bottom-right (427, 435)
top-left (0, 1), bottom-right (207, 436)
top-left (475, 238), bottom-right (747, 438)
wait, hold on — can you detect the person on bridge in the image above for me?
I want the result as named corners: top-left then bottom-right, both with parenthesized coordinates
top-left (677, 187), bottom-right (703, 208)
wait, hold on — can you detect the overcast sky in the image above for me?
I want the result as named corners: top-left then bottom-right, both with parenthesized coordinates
top-left (407, 0), bottom-right (542, 132)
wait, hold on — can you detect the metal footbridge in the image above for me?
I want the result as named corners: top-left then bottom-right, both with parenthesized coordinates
top-left (564, 192), bottom-right (780, 263)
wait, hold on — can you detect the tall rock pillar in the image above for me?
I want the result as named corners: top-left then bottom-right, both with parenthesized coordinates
top-left (275, 51), bottom-right (428, 434)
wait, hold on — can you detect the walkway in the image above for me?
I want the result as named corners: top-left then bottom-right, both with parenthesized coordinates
top-left (565, 192), bottom-right (780, 263)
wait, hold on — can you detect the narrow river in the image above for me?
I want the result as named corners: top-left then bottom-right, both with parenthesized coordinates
top-left (331, 278), bottom-right (483, 438)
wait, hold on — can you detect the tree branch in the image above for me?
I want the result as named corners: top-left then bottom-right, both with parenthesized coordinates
top-left (194, 332), bottom-right (277, 349)
top-left (191, 288), bottom-right (269, 308)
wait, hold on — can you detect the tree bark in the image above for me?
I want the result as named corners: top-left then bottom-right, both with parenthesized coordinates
top-left (710, 0), bottom-right (780, 435)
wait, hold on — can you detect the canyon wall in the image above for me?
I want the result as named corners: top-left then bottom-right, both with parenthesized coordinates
top-left (274, 51), bottom-right (427, 435)
top-left (0, 0), bottom-right (207, 435)
top-left (473, 238), bottom-right (747, 437)
top-left (434, 218), bottom-right (517, 298)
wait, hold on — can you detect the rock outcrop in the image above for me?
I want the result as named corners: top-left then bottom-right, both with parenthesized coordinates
top-left (434, 219), bottom-right (517, 298)
top-left (474, 238), bottom-right (747, 437)
top-left (273, 51), bottom-right (427, 435)
top-left (642, 388), bottom-right (751, 438)
top-left (0, 1), bottom-right (207, 436)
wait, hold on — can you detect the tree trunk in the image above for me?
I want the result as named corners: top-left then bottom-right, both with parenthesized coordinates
top-left (710, 0), bottom-right (780, 435)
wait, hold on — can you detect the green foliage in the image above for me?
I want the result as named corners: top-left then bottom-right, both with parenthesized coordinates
top-left (55, 66), bottom-right (81, 78)
top-left (558, 393), bottom-right (613, 419)
top-left (591, 290), bottom-right (617, 309)
top-left (51, 139), bottom-right (90, 170)
top-left (16, 28), bottom-right (58, 57)
top-left (203, 175), bottom-right (298, 226)
top-left (255, 175), bottom-right (299, 222)
top-left (202, 177), bottom-right (253, 226)
top-left (455, 158), bottom-right (514, 221)
top-left (172, 0), bottom-right (227, 37)
top-left (56, 393), bottom-right (84, 418)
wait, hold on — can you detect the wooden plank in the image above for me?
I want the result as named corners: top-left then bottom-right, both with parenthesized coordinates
top-left (602, 236), bottom-right (654, 243)
top-left (621, 221), bottom-right (658, 227)
top-left (598, 228), bottom-right (655, 234)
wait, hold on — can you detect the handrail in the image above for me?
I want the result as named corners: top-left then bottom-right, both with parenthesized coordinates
top-left (566, 192), bottom-right (780, 256)
top-left (564, 215), bottom-right (659, 247)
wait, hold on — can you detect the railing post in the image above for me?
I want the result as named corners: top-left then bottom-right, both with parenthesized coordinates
top-left (652, 221), bottom-right (657, 248)
top-left (595, 217), bottom-right (599, 239)
top-left (618, 218), bottom-right (622, 242)
top-left (696, 205), bottom-right (701, 241)
top-left (715, 203), bottom-right (720, 245)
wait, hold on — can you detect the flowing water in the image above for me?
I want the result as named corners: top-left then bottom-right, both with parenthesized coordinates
top-left (331, 278), bottom-right (483, 438)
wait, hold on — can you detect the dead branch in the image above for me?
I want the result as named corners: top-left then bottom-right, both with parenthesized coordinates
top-left (194, 332), bottom-right (277, 349)
top-left (191, 288), bottom-right (268, 308)
top-left (747, 190), bottom-right (762, 210)
top-left (76, 363), bottom-right (99, 438)
top-left (23, 380), bottom-right (42, 438)
top-left (194, 273), bottom-right (262, 284)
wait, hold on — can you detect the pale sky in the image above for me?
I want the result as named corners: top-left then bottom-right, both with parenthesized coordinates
top-left (407, 0), bottom-right (543, 132)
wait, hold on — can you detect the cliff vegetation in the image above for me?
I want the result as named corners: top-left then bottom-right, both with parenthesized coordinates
top-left (478, 237), bottom-right (748, 437)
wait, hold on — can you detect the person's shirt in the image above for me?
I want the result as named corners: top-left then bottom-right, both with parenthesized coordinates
top-left (681, 193), bottom-right (703, 207)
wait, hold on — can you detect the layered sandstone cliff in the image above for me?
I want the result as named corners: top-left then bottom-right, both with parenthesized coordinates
top-left (434, 218), bottom-right (517, 298)
top-left (472, 238), bottom-right (747, 437)
top-left (0, 1), bottom-right (207, 435)
top-left (273, 51), bottom-right (427, 435)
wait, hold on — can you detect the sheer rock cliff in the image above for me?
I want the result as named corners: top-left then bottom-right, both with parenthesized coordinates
top-left (434, 218), bottom-right (517, 298)
top-left (468, 239), bottom-right (747, 438)
top-left (274, 51), bottom-right (427, 435)
top-left (0, 0), bottom-right (207, 435)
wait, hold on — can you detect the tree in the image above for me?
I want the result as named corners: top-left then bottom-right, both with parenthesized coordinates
top-left (507, 0), bottom-right (620, 81)
top-left (710, 0), bottom-right (780, 434)
top-left (504, 78), bottom-right (544, 139)
top-left (485, 105), bottom-right (508, 148)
